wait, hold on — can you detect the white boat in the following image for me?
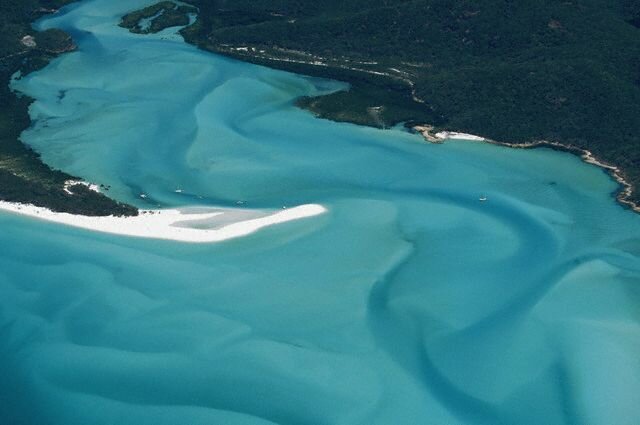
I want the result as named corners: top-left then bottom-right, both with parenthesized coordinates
top-left (479, 195), bottom-right (487, 202)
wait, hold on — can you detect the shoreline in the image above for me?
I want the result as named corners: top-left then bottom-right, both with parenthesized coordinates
top-left (0, 200), bottom-right (327, 243)
top-left (415, 126), bottom-right (640, 213)
top-left (0, 2), bottom-right (138, 217)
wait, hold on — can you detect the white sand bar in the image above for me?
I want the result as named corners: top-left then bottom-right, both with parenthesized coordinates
top-left (0, 201), bottom-right (327, 243)
top-left (435, 131), bottom-right (485, 141)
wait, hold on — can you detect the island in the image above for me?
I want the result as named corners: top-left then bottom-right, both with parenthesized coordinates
top-left (119, 1), bottom-right (196, 34)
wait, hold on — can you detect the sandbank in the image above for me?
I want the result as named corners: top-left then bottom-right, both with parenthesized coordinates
top-left (0, 201), bottom-right (327, 243)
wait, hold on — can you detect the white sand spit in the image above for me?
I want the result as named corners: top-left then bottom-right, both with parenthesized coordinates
top-left (434, 131), bottom-right (485, 141)
top-left (0, 201), bottom-right (327, 243)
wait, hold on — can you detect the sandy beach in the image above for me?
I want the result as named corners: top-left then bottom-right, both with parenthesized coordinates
top-left (0, 201), bottom-right (327, 243)
top-left (413, 126), bottom-right (485, 143)
top-left (414, 125), bottom-right (640, 213)
top-left (433, 131), bottom-right (485, 141)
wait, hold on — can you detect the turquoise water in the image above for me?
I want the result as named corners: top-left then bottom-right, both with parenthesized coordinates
top-left (2, 1), bottom-right (640, 424)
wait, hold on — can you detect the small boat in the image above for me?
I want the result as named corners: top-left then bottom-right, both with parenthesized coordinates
top-left (479, 195), bottom-right (487, 202)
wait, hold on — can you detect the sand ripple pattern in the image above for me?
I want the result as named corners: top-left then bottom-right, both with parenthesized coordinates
top-left (1, 1), bottom-right (640, 424)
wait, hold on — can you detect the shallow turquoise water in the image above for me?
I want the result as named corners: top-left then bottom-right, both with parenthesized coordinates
top-left (2, 1), bottom-right (640, 424)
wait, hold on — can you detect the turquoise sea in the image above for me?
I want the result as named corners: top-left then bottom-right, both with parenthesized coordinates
top-left (2, 1), bottom-right (640, 424)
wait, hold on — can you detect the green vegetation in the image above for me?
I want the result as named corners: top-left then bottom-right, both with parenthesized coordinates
top-left (175, 0), bottom-right (640, 206)
top-left (0, 0), bottom-right (137, 216)
top-left (295, 68), bottom-right (441, 128)
top-left (119, 1), bottom-right (196, 34)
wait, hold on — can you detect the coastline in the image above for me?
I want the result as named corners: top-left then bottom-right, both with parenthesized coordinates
top-left (0, 1), bottom-right (138, 217)
top-left (415, 126), bottom-right (640, 213)
top-left (181, 39), bottom-right (640, 215)
top-left (5, 1), bottom-right (637, 227)
top-left (0, 2), bottom-right (334, 242)
top-left (0, 200), bottom-right (327, 243)
top-left (84, 1), bottom-right (639, 220)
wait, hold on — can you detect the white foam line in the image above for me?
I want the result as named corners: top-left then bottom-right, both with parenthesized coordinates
top-left (0, 201), bottom-right (327, 243)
